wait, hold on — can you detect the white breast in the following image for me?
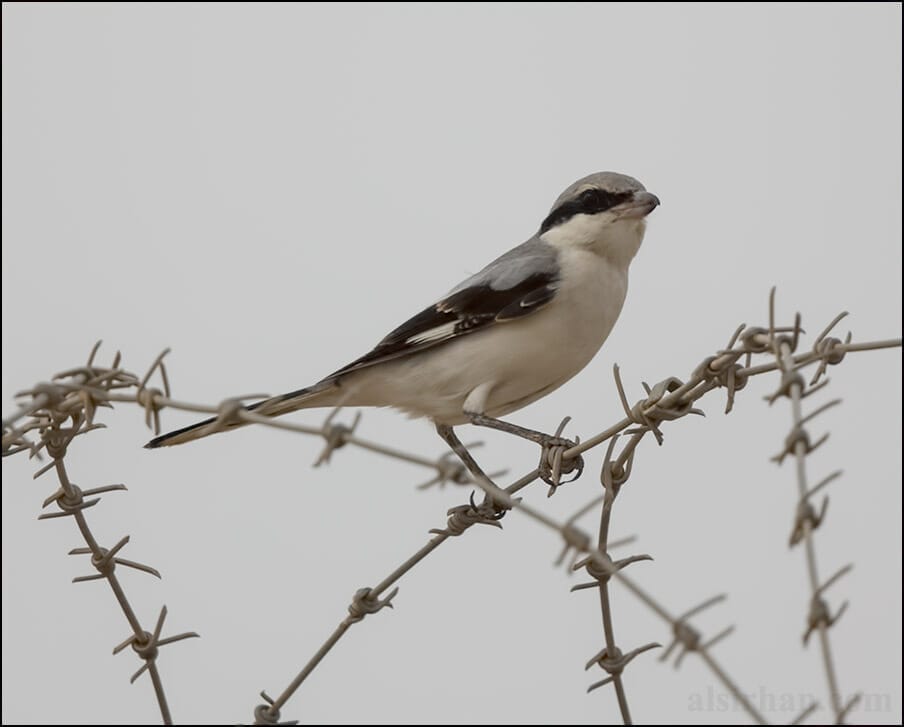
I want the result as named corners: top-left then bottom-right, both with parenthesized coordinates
top-left (478, 245), bottom-right (628, 417)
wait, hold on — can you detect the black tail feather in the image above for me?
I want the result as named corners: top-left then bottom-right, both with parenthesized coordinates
top-left (144, 416), bottom-right (219, 449)
top-left (144, 383), bottom-right (331, 449)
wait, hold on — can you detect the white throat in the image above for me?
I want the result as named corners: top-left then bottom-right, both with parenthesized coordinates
top-left (540, 214), bottom-right (647, 270)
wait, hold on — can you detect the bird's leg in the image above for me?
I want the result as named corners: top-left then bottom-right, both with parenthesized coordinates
top-left (467, 413), bottom-right (584, 487)
top-left (467, 413), bottom-right (556, 444)
top-left (435, 423), bottom-right (509, 511)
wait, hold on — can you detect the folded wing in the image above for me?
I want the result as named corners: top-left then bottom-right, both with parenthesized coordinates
top-left (329, 238), bottom-right (560, 379)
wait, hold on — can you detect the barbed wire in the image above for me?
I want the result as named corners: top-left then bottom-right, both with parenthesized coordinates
top-left (2, 291), bottom-right (900, 724)
top-left (2, 342), bottom-right (199, 725)
top-left (765, 291), bottom-right (861, 724)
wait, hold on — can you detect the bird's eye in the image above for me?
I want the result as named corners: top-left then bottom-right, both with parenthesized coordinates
top-left (579, 189), bottom-right (615, 213)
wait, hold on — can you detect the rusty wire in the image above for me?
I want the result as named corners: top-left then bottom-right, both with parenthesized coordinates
top-left (2, 292), bottom-right (901, 725)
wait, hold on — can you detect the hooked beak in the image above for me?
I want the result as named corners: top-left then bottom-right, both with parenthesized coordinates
top-left (617, 191), bottom-right (660, 219)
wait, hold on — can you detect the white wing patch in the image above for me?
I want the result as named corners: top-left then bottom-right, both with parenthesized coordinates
top-left (407, 320), bottom-right (458, 345)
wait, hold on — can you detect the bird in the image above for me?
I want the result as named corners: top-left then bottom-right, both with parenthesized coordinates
top-left (146, 171), bottom-right (659, 483)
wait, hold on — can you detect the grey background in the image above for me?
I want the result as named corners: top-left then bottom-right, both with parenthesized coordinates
top-left (2, 3), bottom-right (901, 725)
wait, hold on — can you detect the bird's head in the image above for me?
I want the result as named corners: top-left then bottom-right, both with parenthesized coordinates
top-left (539, 172), bottom-right (659, 268)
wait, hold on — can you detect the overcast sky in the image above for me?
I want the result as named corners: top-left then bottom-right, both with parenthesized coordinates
top-left (2, 3), bottom-right (901, 725)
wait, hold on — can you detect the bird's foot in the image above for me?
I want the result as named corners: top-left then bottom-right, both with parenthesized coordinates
top-left (466, 412), bottom-right (584, 492)
top-left (537, 433), bottom-right (584, 493)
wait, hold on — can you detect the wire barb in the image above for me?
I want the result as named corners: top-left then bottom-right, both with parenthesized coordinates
top-left (314, 408), bottom-right (362, 465)
top-left (585, 642), bottom-right (661, 693)
top-left (112, 606), bottom-right (199, 684)
top-left (659, 594), bottom-right (731, 669)
top-left (345, 586), bottom-right (399, 624)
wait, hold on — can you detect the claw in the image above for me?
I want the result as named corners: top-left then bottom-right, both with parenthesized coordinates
top-left (539, 436), bottom-right (584, 492)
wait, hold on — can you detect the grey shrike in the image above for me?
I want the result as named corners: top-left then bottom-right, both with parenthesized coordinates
top-left (147, 171), bottom-right (659, 483)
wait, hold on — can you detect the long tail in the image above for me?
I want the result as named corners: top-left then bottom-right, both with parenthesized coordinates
top-left (144, 380), bottom-right (339, 449)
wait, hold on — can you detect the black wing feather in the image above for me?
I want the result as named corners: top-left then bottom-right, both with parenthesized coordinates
top-left (328, 270), bottom-right (558, 379)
